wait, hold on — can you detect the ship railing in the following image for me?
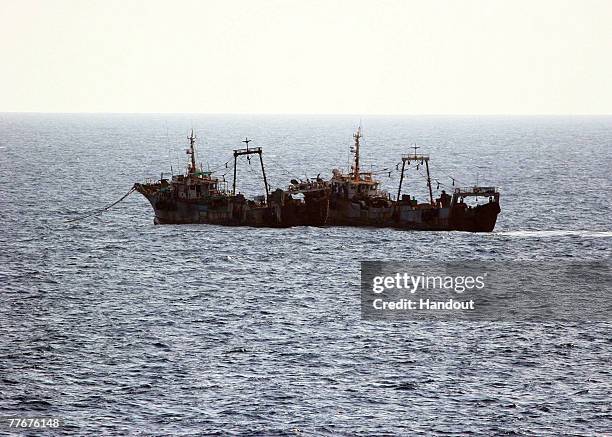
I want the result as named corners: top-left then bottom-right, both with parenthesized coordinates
top-left (287, 181), bottom-right (328, 193)
top-left (233, 146), bottom-right (263, 155)
top-left (454, 186), bottom-right (497, 196)
top-left (401, 154), bottom-right (430, 161)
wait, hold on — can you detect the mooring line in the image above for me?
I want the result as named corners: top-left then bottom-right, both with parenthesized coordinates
top-left (66, 186), bottom-right (136, 223)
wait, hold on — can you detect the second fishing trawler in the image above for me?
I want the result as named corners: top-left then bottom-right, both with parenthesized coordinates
top-left (327, 127), bottom-right (501, 232)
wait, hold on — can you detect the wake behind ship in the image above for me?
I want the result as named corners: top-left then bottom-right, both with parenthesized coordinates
top-left (134, 131), bottom-right (329, 227)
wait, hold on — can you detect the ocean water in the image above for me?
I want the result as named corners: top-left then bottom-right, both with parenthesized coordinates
top-left (0, 114), bottom-right (610, 435)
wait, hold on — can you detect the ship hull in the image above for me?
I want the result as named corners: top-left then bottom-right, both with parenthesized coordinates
top-left (135, 186), bottom-right (329, 227)
top-left (151, 202), bottom-right (240, 225)
top-left (447, 201), bottom-right (501, 232)
top-left (395, 201), bottom-right (500, 232)
top-left (328, 197), bottom-right (500, 232)
top-left (328, 198), bottom-right (394, 227)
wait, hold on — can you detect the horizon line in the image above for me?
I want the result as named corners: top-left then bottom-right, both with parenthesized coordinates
top-left (1, 111), bottom-right (611, 117)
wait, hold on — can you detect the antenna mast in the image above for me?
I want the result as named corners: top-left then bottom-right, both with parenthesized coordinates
top-left (352, 126), bottom-right (362, 181)
top-left (188, 129), bottom-right (197, 174)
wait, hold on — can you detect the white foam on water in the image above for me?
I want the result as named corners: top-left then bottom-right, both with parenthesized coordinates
top-left (497, 230), bottom-right (612, 238)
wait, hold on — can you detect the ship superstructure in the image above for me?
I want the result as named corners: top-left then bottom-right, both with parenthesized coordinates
top-left (327, 127), bottom-right (394, 225)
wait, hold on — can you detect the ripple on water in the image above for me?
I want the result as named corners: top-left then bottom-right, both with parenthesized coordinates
top-left (0, 115), bottom-right (610, 435)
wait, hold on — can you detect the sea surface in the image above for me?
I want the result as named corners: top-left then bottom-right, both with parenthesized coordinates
top-left (0, 114), bottom-right (610, 435)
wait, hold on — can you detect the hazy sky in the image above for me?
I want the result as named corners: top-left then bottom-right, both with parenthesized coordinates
top-left (1, 0), bottom-right (611, 114)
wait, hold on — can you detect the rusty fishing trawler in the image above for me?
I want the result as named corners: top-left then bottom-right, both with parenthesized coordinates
top-left (327, 127), bottom-right (501, 232)
top-left (134, 131), bottom-right (329, 227)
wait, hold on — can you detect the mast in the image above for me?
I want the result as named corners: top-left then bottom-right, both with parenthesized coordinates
top-left (258, 152), bottom-right (270, 203)
top-left (188, 129), bottom-right (197, 174)
top-left (352, 126), bottom-right (362, 182)
top-left (242, 137), bottom-right (251, 150)
top-left (233, 137), bottom-right (250, 196)
top-left (232, 153), bottom-right (238, 195)
top-left (397, 159), bottom-right (406, 201)
top-left (398, 146), bottom-right (433, 205)
top-left (425, 160), bottom-right (434, 205)
top-left (232, 138), bottom-right (269, 203)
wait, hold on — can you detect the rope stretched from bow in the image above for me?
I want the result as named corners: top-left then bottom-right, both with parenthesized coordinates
top-left (66, 185), bottom-right (136, 223)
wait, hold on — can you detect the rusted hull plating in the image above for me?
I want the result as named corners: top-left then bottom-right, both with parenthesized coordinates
top-left (138, 188), bottom-right (498, 231)
top-left (328, 198), bottom-right (394, 227)
top-left (135, 185), bottom-right (329, 227)
top-left (395, 201), bottom-right (500, 232)
top-left (327, 199), bottom-right (500, 232)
